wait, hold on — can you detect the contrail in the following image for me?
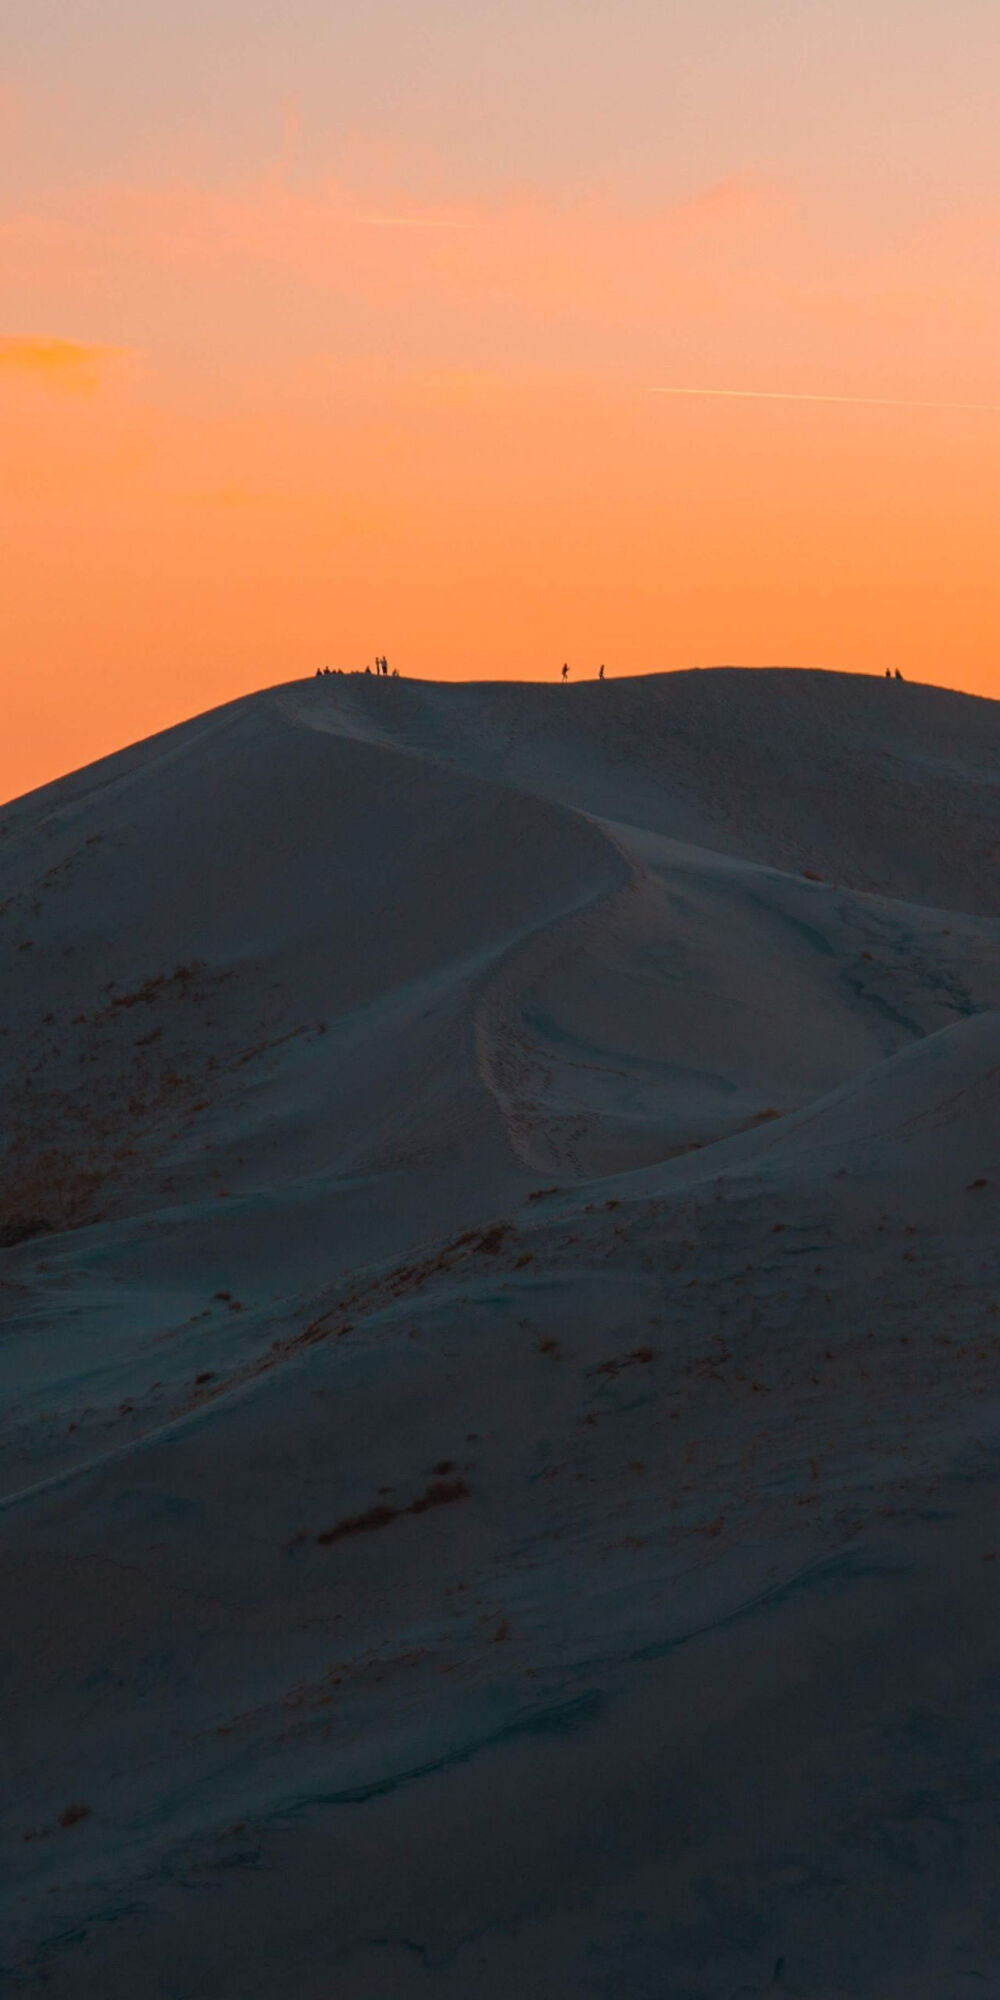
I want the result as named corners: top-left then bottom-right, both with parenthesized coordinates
top-left (362, 216), bottom-right (472, 228)
top-left (650, 386), bottom-right (1000, 414)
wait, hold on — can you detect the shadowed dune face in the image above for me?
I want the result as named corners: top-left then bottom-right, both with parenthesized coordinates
top-left (0, 706), bottom-right (625, 1243)
top-left (283, 666), bottom-right (1000, 912)
top-left (4, 668), bottom-right (1000, 1998)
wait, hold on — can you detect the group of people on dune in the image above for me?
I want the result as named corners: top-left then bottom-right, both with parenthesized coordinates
top-left (560, 663), bottom-right (606, 680)
top-left (316, 655), bottom-right (397, 678)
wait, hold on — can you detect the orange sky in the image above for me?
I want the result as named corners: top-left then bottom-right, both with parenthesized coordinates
top-left (3, 3), bottom-right (1000, 801)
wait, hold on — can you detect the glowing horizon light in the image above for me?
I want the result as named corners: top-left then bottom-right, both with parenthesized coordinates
top-left (650, 387), bottom-right (1000, 414)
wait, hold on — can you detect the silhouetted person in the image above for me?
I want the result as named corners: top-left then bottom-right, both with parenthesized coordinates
top-left (885, 668), bottom-right (892, 679)
top-left (895, 668), bottom-right (904, 681)
top-left (561, 662), bottom-right (569, 681)
top-left (365, 664), bottom-right (371, 675)
top-left (598, 664), bottom-right (605, 680)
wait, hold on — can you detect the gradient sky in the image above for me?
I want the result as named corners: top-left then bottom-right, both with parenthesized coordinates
top-left (3, 0), bottom-right (1000, 799)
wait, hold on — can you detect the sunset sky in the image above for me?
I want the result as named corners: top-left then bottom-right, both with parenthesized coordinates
top-left (3, 0), bottom-right (999, 799)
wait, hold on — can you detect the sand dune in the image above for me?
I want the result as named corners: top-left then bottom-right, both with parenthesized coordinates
top-left (3, 668), bottom-right (1000, 1996)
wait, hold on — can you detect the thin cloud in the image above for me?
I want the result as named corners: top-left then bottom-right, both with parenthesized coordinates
top-left (361, 215), bottom-right (475, 228)
top-left (0, 334), bottom-right (123, 391)
top-left (651, 386), bottom-right (1000, 414)
top-left (0, 167), bottom-right (778, 326)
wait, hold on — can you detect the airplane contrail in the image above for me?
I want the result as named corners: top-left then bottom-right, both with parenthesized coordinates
top-left (362, 216), bottom-right (472, 228)
top-left (650, 386), bottom-right (1000, 414)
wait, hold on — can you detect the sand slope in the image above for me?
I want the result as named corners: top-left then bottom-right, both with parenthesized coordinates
top-left (3, 668), bottom-right (1000, 1997)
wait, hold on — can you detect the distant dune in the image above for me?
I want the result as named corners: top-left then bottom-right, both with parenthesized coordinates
top-left (4, 668), bottom-right (1000, 1996)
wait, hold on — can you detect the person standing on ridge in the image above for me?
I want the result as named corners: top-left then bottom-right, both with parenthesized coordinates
top-left (561, 663), bottom-right (569, 681)
top-left (598, 664), bottom-right (605, 680)
top-left (895, 668), bottom-right (904, 681)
